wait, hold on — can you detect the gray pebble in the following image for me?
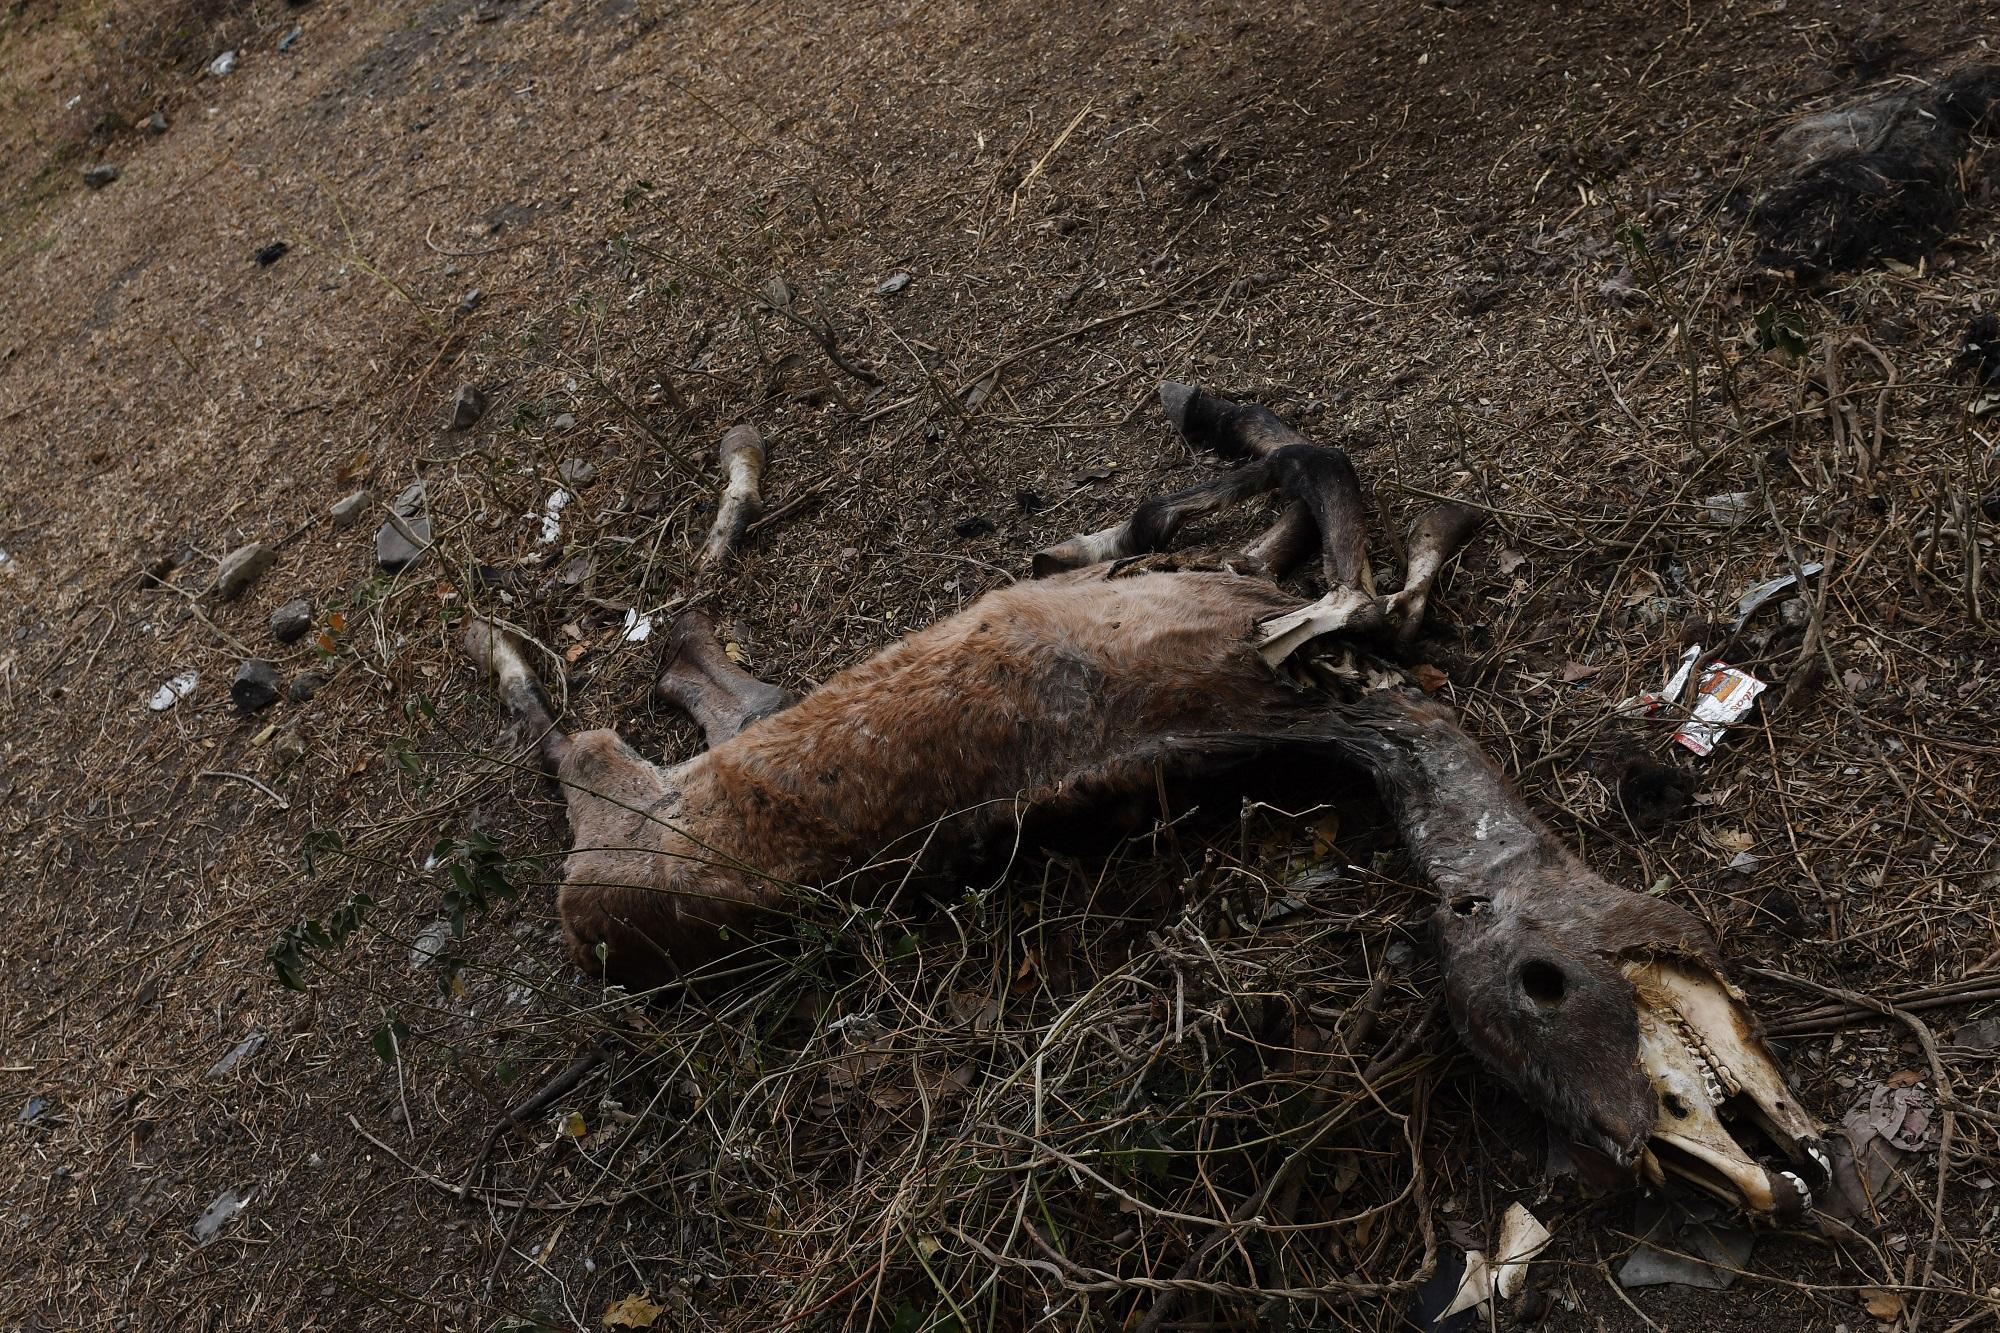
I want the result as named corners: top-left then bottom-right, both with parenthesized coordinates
top-left (82, 164), bottom-right (121, 189)
top-left (556, 457), bottom-right (595, 487)
top-left (457, 289), bottom-right (482, 316)
top-left (450, 384), bottom-right (487, 430)
top-left (376, 482), bottom-right (430, 572)
top-left (143, 110), bottom-right (168, 135)
top-left (269, 598), bottom-right (314, 644)
top-left (330, 489), bottom-right (371, 527)
top-left (214, 542), bottom-right (275, 600)
top-left (874, 270), bottom-right (913, 295)
top-left (552, 412), bottom-right (576, 431)
top-left (287, 672), bottom-right (325, 703)
top-left (231, 660), bottom-right (282, 711)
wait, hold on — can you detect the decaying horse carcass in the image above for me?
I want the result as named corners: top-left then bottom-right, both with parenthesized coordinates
top-left (461, 384), bottom-right (1828, 1220)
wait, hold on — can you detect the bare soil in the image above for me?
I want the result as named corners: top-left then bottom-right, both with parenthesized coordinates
top-left (2, 1), bottom-right (1997, 1330)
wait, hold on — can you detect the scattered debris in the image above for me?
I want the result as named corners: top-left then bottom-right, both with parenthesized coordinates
top-left (552, 411), bottom-right (577, 431)
top-left (1951, 1017), bottom-right (2000, 1052)
top-left (269, 598), bottom-right (313, 644)
top-left (81, 164), bottom-right (120, 189)
top-left (376, 482), bottom-right (431, 572)
top-left (1824, 1076), bottom-right (1940, 1219)
top-left (191, 1188), bottom-right (250, 1245)
top-left (1734, 63), bottom-right (2000, 277)
top-left (1617, 1195), bottom-right (1754, 1290)
top-left (148, 669), bottom-right (199, 711)
top-left (214, 542), bottom-right (275, 600)
top-left (1622, 646), bottom-right (1767, 756)
top-left (601, 1293), bottom-right (667, 1328)
top-left (287, 671), bottom-right (324, 703)
top-left (205, 1031), bottom-right (265, 1079)
top-left (1014, 488), bottom-right (1046, 514)
top-left (537, 489), bottom-right (571, 545)
top-left (330, 489), bottom-right (370, 527)
top-left (556, 457), bottom-right (595, 487)
top-left (874, 270), bottom-right (913, 296)
top-left (253, 241), bottom-right (289, 267)
top-left (1956, 313), bottom-right (2000, 386)
top-left (277, 25), bottom-right (302, 50)
top-left (1677, 662), bottom-right (1767, 756)
top-left (17, 1096), bottom-right (52, 1126)
top-left (1442, 1203), bottom-right (1552, 1319)
top-left (142, 110), bottom-right (168, 135)
top-left (206, 50), bottom-right (239, 77)
top-left (621, 609), bottom-right (654, 643)
top-left (1702, 491), bottom-right (1756, 527)
top-left (1730, 562), bottom-right (1823, 633)
top-left (953, 514), bottom-right (996, 540)
top-left (1608, 749), bottom-right (1693, 830)
top-left (456, 288), bottom-right (483, 316)
top-left (231, 660), bottom-right (282, 711)
top-left (450, 384), bottom-right (488, 430)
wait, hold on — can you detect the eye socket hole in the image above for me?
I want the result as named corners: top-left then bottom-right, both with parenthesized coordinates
top-left (1451, 895), bottom-right (1490, 917)
top-left (1518, 959), bottom-right (1567, 1009)
top-left (1663, 1093), bottom-right (1690, 1119)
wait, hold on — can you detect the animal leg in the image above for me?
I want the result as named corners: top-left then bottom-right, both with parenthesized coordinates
top-left (1030, 457), bottom-right (1284, 576)
top-left (655, 610), bottom-right (796, 747)
top-left (460, 618), bottom-right (571, 771)
top-left (697, 424), bottom-right (766, 571)
top-left (1383, 503), bottom-right (1485, 650)
top-left (1252, 445), bottom-right (1388, 664)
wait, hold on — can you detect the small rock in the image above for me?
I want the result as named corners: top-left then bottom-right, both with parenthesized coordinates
top-left (231, 660), bottom-right (282, 711)
top-left (82, 164), bottom-right (121, 189)
top-left (330, 489), bottom-right (370, 527)
top-left (214, 542), bottom-right (275, 599)
top-left (277, 25), bottom-right (302, 50)
top-left (287, 672), bottom-right (325, 703)
top-left (456, 288), bottom-right (482, 316)
top-left (253, 241), bottom-right (288, 267)
top-left (269, 598), bottom-right (314, 644)
top-left (148, 669), bottom-right (199, 711)
top-left (952, 515), bottom-right (996, 540)
top-left (1779, 596), bottom-right (1810, 629)
top-left (410, 919), bottom-right (452, 970)
top-left (874, 270), bottom-right (913, 296)
top-left (205, 1031), bottom-right (266, 1079)
top-left (376, 482), bottom-right (431, 572)
top-left (272, 724), bottom-right (309, 765)
top-left (450, 384), bottom-right (488, 430)
top-left (143, 110), bottom-right (168, 135)
top-left (556, 457), bottom-right (595, 487)
top-left (556, 555), bottom-right (591, 586)
top-left (551, 412), bottom-right (576, 432)
top-left (1014, 489), bottom-right (1047, 513)
top-left (191, 1189), bottom-right (250, 1246)
top-left (18, 1096), bottom-right (53, 1126)
top-left (206, 50), bottom-right (238, 77)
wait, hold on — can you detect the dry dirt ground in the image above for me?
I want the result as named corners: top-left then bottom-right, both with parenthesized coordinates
top-left (3, 0), bottom-right (1999, 1329)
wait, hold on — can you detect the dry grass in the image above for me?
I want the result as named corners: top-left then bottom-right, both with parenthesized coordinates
top-left (1, 1), bottom-right (1997, 1329)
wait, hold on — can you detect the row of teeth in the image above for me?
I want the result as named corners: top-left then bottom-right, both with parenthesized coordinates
top-left (1666, 1010), bottom-right (1736, 1101)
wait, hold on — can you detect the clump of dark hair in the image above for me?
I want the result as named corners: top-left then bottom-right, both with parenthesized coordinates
top-left (1734, 64), bottom-right (2000, 279)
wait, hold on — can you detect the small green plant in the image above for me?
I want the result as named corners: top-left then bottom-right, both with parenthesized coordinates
top-left (267, 887), bottom-right (374, 991)
top-left (1754, 302), bottom-right (1811, 358)
top-left (435, 829), bottom-right (519, 937)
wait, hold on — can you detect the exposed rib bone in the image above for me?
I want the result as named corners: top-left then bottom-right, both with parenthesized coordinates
top-left (698, 425), bottom-right (766, 570)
